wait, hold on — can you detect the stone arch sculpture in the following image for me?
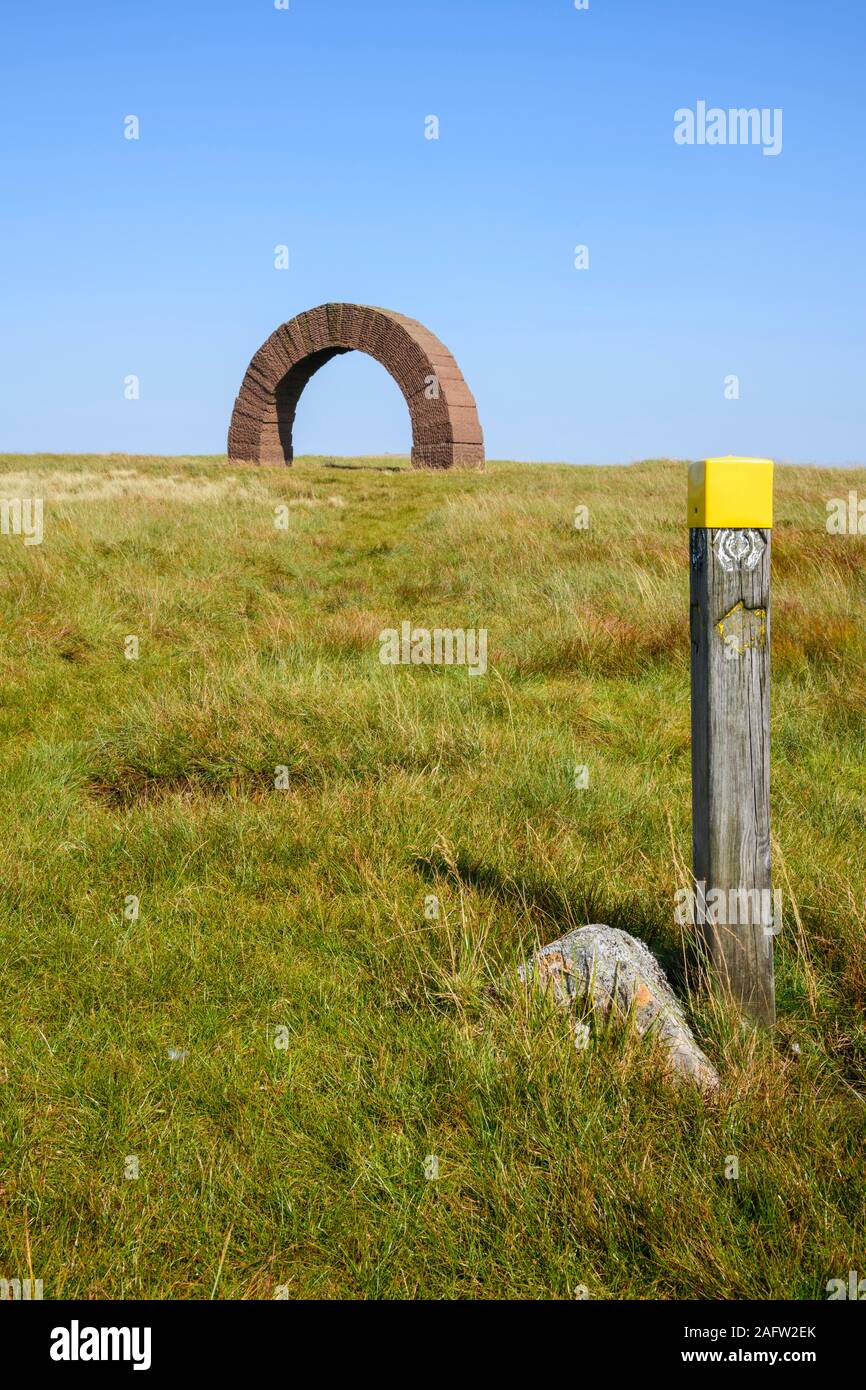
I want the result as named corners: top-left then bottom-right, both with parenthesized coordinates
top-left (228, 303), bottom-right (484, 469)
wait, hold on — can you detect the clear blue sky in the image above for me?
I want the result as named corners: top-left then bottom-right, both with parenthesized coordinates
top-left (1, 0), bottom-right (864, 464)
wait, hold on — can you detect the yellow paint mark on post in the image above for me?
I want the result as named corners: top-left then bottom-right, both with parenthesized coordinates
top-left (688, 457), bottom-right (774, 528)
top-left (716, 601), bottom-right (767, 656)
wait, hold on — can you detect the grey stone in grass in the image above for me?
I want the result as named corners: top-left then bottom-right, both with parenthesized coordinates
top-left (518, 924), bottom-right (719, 1093)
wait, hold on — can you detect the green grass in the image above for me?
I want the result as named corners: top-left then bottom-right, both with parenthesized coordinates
top-left (1, 451), bottom-right (864, 1300)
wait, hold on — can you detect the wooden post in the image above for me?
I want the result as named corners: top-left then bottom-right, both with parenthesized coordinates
top-left (689, 457), bottom-right (776, 1026)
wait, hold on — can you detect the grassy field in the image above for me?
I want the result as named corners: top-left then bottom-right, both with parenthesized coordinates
top-left (0, 451), bottom-right (864, 1300)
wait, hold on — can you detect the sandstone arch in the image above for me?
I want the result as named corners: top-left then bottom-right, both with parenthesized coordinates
top-left (228, 303), bottom-right (484, 469)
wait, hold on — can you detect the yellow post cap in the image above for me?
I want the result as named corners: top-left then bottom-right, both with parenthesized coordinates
top-left (688, 457), bottom-right (774, 528)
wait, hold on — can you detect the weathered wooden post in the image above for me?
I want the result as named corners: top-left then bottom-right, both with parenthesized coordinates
top-left (689, 457), bottom-right (776, 1025)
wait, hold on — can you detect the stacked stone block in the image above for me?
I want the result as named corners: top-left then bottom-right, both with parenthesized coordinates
top-left (227, 304), bottom-right (484, 470)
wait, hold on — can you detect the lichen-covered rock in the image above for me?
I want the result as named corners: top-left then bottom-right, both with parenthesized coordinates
top-left (518, 924), bottom-right (719, 1092)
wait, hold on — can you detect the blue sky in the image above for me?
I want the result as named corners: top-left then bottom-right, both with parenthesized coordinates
top-left (1, 0), bottom-right (864, 464)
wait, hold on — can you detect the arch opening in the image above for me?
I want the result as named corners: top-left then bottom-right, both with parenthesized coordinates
top-left (287, 346), bottom-right (412, 461)
top-left (228, 303), bottom-right (484, 470)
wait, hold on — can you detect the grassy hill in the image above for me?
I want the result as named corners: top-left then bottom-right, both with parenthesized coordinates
top-left (1, 452), bottom-right (864, 1299)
